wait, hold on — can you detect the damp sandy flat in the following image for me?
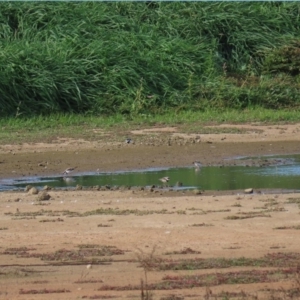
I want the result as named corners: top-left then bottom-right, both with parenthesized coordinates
top-left (1, 123), bottom-right (300, 300)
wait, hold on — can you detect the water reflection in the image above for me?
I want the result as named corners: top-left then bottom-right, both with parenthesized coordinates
top-left (1, 154), bottom-right (300, 192)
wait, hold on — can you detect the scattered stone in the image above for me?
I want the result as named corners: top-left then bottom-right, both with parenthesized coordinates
top-left (24, 185), bottom-right (33, 192)
top-left (193, 189), bottom-right (202, 195)
top-left (37, 192), bottom-right (51, 201)
top-left (43, 185), bottom-right (52, 191)
top-left (244, 188), bottom-right (254, 194)
top-left (76, 185), bottom-right (82, 190)
top-left (29, 187), bottom-right (39, 195)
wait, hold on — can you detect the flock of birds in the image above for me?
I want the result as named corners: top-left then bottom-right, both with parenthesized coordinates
top-left (62, 138), bottom-right (202, 186)
top-left (62, 161), bottom-right (202, 187)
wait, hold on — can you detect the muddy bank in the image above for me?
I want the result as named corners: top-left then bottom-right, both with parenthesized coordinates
top-left (0, 140), bottom-right (299, 179)
top-left (1, 122), bottom-right (300, 179)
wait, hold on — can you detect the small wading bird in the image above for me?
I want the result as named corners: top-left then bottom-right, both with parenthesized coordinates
top-left (159, 176), bottom-right (170, 187)
top-left (62, 167), bottom-right (77, 176)
top-left (193, 161), bottom-right (202, 169)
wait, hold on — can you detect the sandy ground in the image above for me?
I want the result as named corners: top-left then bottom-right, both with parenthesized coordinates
top-left (1, 123), bottom-right (300, 300)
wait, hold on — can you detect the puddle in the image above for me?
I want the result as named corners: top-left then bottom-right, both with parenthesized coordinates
top-left (1, 155), bottom-right (300, 192)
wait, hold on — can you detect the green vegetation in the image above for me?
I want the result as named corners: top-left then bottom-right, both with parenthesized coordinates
top-left (0, 108), bottom-right (300, 145)
top-left (1, 2), bottom-right (300, 117)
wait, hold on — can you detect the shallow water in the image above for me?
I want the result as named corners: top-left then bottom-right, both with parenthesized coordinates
top-left (1, 154), bottom-right (300, 192)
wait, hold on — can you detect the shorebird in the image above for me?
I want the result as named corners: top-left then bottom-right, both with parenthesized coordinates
top-left (62, 167), bottom-right (77, 176)
top-left (159, 176), bottom-right (170, 187)
top-left (193, 161), bottom-right (202, 169)
top-left (125, 138), bottom-right (132, 144)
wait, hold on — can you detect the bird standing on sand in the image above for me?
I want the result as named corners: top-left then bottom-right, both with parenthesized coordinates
top-left (62, 167), bottom-right (77, 176)
top-left (193, 161), bottom-right (202, 169)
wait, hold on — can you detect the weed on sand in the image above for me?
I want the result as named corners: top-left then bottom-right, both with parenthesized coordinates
top-left (19, 288), bottom-right (70, 294)
top-left (5, 208), bottom-right (174, 219)
top-left (189, 223), bottom-right (214, 227)
top-left (274, 225), bottom-right (300, 230)
top-left (99, 268), bottom-right (297, 291)
top-left (225, 212), bottom-right (271, 220)
top-left (164, 248), bottom-right (201, 255)
top-left (1, 245), bottom-right (128, 266)
top-left (83, 208), bottom-right (173, 217)
top-left (285, 198), bottom-right (300, 209)
top-left (139, 253), bottom-right (300, 271)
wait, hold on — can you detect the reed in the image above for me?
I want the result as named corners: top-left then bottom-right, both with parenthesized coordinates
top-left (1, 2), bottom-right (300, 117)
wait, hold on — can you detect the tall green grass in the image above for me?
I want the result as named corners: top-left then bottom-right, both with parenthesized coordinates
top-left (1, 108), bottom-right (299, 131)
top-left (1, 2), bottom-right (300, 117)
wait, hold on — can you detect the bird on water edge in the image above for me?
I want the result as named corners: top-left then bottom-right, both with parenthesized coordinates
top-left (62, 167), bottom-right (77, 176)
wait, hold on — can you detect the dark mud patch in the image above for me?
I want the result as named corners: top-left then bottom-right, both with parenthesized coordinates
top-left (0, 140), bottom-right (299, 181)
